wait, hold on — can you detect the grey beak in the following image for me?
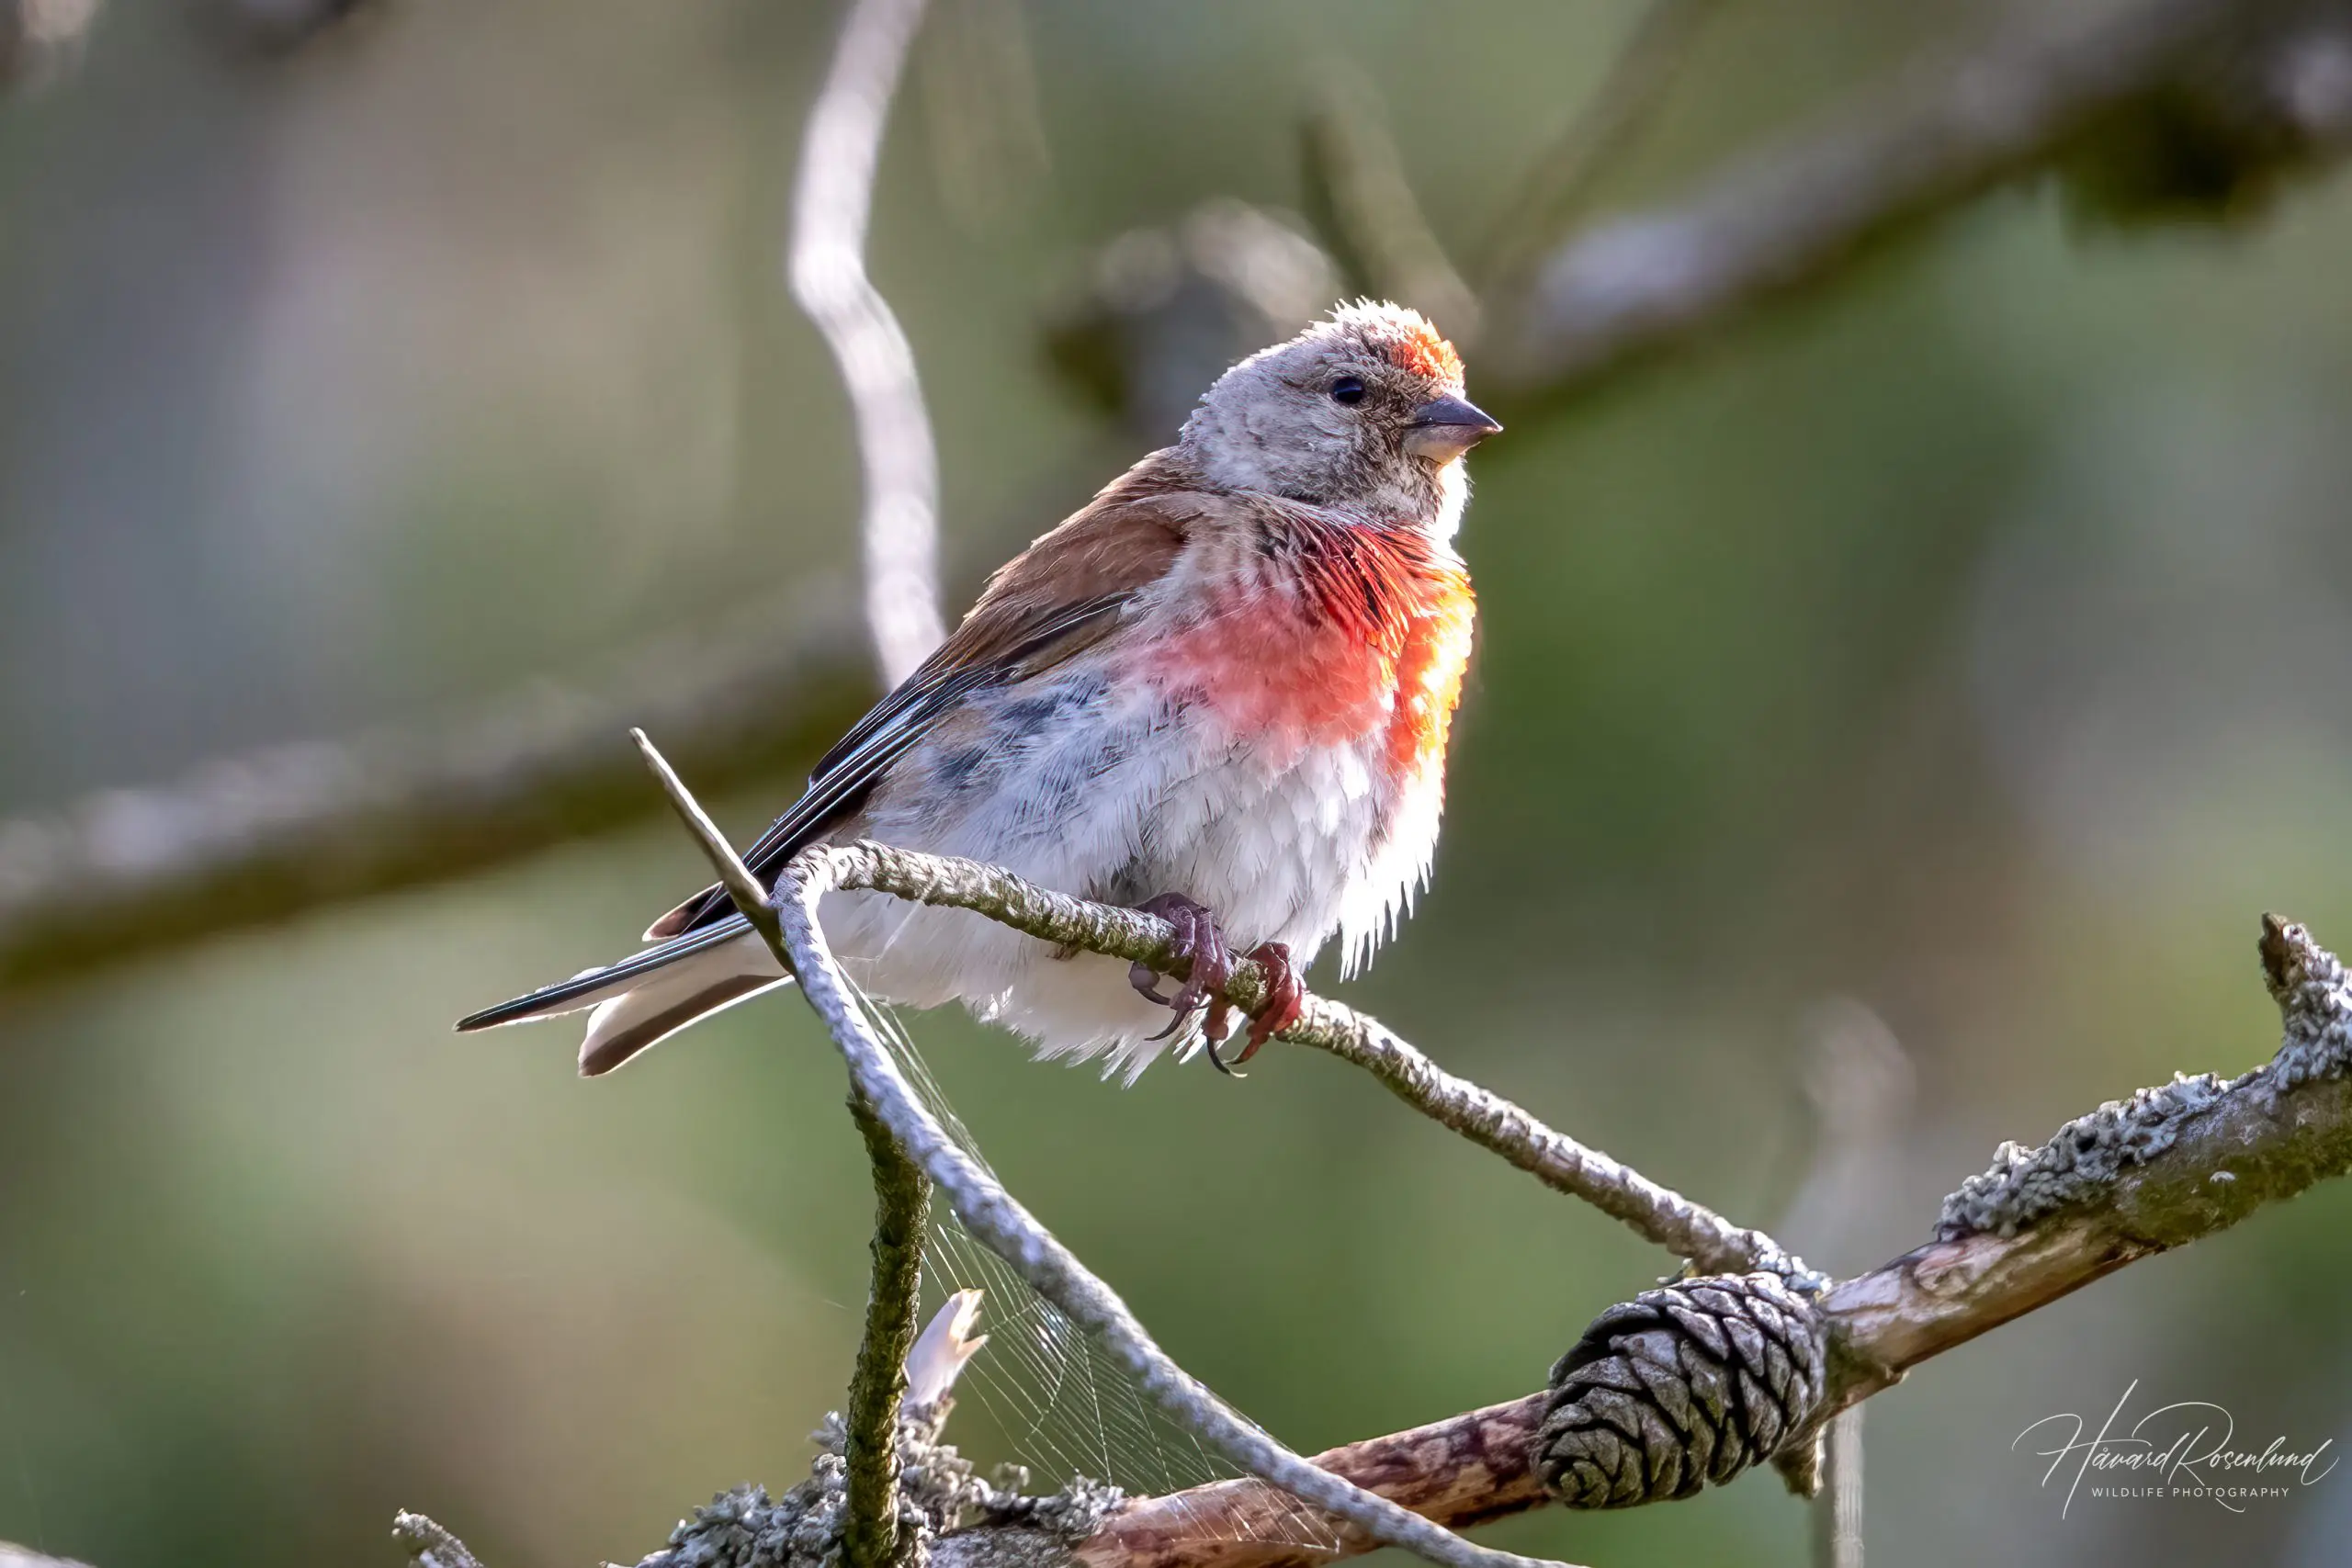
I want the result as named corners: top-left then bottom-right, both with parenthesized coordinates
top-left (1402, 395), bottom-right (1504, 463)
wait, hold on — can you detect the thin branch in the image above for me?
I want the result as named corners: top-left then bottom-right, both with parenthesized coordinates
top-left (1474, 0), bottom-right (1720, 293)
top-left (631, 734), bottom-right (1595, 1568)
top-left (739, 837), bottom-right (1792, 1279)
top-left (790, 0), bottom-right (947, 685)
top-left (1485, 0), bottom-right (2290, 400)
top-left (1295, 995), bottom-right (1804, 1279)
top-left (842, 1092), bottom-right (933, 1568)
top-left (0, 592), bottom-right (873, 994)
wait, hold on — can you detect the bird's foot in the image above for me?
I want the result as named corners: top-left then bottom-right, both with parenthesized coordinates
top-left (1127, 896), bottom-right (1302, 1075)
top-left (1231, 942), bottom-right (1304, 1065)
top-left (1129, 892), bottom-right (1234, 1042)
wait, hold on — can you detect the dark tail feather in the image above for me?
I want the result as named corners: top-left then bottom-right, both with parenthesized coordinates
top-left (454, 919), bottom-right (752, 1032)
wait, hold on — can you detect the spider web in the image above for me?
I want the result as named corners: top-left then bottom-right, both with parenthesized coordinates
top-left (843, 977), bottom-right (1346, 1554)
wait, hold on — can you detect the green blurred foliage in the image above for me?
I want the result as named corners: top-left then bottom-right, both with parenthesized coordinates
top-left (6, 3), bottom-right (2352, 1567)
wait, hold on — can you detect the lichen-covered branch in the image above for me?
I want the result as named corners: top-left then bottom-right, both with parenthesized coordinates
top-left (1820, 913), bottom-right (2352, 1407)
top-left (842, 1093), bottom-right (933, 1568)
top-left (910, 913), bottom-right (2352, 1568)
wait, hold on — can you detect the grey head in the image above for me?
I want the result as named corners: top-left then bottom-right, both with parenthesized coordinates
top-left (1177, 300), bottom-right (1501, 528)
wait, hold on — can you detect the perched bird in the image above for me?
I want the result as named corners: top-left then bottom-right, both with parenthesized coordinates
top-left (457, 301), bottom-right (1499, 1080)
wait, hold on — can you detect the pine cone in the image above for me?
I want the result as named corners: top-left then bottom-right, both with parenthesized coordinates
top-left (1531, 1272), bottom-right (1828, 1509)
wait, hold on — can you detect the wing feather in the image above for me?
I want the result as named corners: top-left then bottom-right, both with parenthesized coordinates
top-left (646, 468), bottom-right (1203, 940)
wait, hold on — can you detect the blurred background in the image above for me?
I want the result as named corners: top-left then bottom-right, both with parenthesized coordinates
top-left (6, 2), bottom-right (2352, 1565)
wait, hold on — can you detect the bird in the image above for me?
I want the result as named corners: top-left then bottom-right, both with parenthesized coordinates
top-left (456, 300), bottom-right (1500, 1082)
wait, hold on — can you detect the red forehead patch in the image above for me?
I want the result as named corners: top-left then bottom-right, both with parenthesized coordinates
top-left (1385, 321), bottom-right (1462, 382)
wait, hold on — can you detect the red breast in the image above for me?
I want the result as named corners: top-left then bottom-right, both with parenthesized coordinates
top-left (1148, 521), bottom-right (1475, 784)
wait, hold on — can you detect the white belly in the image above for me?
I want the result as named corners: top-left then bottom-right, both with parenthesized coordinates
top-left (814, 675), bottom-right (1435, 1079)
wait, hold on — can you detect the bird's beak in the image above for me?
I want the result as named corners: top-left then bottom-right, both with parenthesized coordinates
top-left (1402, 396), bottom-right (1504, 463)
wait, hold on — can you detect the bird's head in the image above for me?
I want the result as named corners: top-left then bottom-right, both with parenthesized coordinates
top-left (1178, 301), bottom-right (1500, 531)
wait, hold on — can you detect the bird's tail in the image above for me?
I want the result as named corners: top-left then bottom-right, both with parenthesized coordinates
top-left (455, 916), bottom-right (789, 1077)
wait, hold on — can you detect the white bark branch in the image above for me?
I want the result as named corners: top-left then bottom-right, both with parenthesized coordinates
top-left (790, 0), bottom-right (947, 685)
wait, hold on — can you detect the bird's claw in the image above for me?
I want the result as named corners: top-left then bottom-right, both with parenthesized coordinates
top-left (1129, 893), bottom-right (1236, 1050)
top-left (1231, 942), bottom-right (1304, 1064)
top-left (1128, 898), bottom-right (1302, 1073)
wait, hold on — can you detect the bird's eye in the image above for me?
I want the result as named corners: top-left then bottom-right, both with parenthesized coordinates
top-left (1329, 377), bottom-right (1366, 406)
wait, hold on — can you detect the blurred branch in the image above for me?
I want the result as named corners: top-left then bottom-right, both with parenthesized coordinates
top-left (1474, 0), bottom-right (1720, 294)
top-left (1045, 200), bottom-right (1338, 441)
top-left (1810, 1408), bottom-right (1863, 1568)
top-left (842, 1092), bottom-right (933, 1568)
top-left (790, 0), bottom-right (947, 686)
top-left (1299, 64), bottom-right (1480, 340)
top-left (0, 0), bottom-right (98, 85)
top-left (1486, 0), bottom-right (2352, 400)
top-left (209, 0), bottom-right (378, 54)
top-left (1777, 999), bottom-right (1914, 1269)
top-left (1779, 1001), bottom-right (1909, 1568)
top-left (0, 592), bottom-right (873, 993)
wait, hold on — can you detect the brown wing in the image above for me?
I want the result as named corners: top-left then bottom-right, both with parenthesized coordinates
top-left (644, 460), bottom-right (1204, 940)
